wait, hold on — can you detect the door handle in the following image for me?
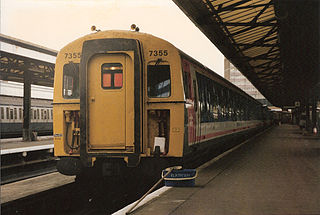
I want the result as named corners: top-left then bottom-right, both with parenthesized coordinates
top-left (90, 97), bottom-right (95, 102)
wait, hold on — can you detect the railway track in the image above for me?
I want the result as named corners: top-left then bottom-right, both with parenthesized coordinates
top-left (1, 182), bottom-right (79, 215)
top-left (1, 173), bottom-right (158, 215)
top-left (1, 158), bottom-right (57, 185)
top-left (1, 148), bottom-right (56, 185)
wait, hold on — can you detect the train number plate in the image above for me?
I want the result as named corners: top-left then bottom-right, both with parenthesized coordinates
top-left (149, 50), bottom-right (168, 57)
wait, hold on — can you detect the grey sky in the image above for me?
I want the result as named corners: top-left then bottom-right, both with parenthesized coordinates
top-left (1, 0), bottom-right (224, 76)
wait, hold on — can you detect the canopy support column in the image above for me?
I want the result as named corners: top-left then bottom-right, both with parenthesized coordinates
top-left (305, 99), bottom-right (310, 132)
top-left (23, 70), bottom-right (31, 141)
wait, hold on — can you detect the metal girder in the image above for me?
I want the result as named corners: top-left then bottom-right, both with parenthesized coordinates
top-left (229, 18), bottom-right (276, 37)
top-left (238, 28), bottom-right (278, 51)
top-left (173, 0), bottom-right (281, 106)
top-left (0, 34), bottom-right (57, 57)
top-left (224, 22), bottom-right (276, 27)
top-left (257, 64), bottom-right (281, 75)
top-left (174, 0), bottom-right (319, 107)
top-left (215, 0), bottom-right (252, 13)
top-left (218, 3), bottom-right (272, 12)
top-left (0, 51), bottom-right (54, 87)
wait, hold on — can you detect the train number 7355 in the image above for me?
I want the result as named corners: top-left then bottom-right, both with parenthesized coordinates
top-left (149, 50), bottom-right (168, 57)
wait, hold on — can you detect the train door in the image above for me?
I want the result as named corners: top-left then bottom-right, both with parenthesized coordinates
top-left (87, 54), bottom-right (133, 149)
top-left (183, 60), bottom-right (200, 145)
top-left (192, 72), bottom-right (201, 144)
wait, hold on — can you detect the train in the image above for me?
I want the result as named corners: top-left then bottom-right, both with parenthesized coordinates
top-left (0, 95), bottom-right (53, 138)
top-left (54, 29), bottom-right (272, 178)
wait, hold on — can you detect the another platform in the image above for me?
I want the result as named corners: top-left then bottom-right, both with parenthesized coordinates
top-left (0, 136), bottom-right (53, 155)
top-left (1, 172), bottom-right (75, 204)
top-left (124, 125), bottom-right (320, 215)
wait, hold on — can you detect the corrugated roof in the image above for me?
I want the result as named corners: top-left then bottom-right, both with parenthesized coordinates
top-left (173, 0), bottom-right (319, 107)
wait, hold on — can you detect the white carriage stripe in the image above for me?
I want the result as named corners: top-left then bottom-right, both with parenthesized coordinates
top-left (0, 144), bottom-right (53, 155)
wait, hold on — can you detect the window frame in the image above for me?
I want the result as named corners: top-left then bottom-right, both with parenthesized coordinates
top-left (6, 107), bottom-right (9, 119)
top-left (10, 109), bottom-right (13, 120)
top-left (101, 63), bottom-right (124, 90)
top-left (14, 108), bottom-right (17, 120)
top-left (19, 108), bottom-right (22, 120)
top-left (1, 107), bottom-right (4, 120)
top-left (62, 62), bottom-right (80, 99)
top-left (147, 63), bottom-right (171, 98)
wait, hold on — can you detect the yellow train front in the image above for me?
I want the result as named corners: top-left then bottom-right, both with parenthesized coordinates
top-left (54, 30), bottom-right (269, 177)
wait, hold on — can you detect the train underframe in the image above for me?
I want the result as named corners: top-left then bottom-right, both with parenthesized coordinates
top-left (58, 124), bottom-right (267, 184)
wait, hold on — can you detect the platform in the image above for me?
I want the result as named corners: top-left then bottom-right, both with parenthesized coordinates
top-left (1, 172), bottom-right (75, 204)
top-left (124, 125), bottom-right (320, 215)
top-left (0, 136), bottom-right (53, 155)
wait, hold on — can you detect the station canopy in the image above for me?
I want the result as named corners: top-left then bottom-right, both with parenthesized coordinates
top-left (173, 0), bottom-right (319, 107)
top-left (0, 34), bottom-right (57, 87)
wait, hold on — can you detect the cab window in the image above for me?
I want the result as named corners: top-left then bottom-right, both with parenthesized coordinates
top-left (63, 62), bottom-right (79, 99)
top-left (101, 63), bottom-right (123, 89)
top-left (147, 64), bottom-right (171, 98)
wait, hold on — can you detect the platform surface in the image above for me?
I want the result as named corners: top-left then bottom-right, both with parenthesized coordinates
top-left (130, 125), bottom-right (320, 215)
top-left (0, 136), bottom-right (53, 154)
top-left (1, 172), bottom-right (75, 204)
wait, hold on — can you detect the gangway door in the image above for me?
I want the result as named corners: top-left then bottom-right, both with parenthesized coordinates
top-left (87, 54), bottom-right (131, 149)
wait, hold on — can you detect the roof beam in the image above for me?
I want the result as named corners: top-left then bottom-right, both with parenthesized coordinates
top-left (217, 2), bottom-right (269, 13)
top-left (238, 26), bottom-right (278, 50)
top-left (224, 22), bottom-right (276, 27)
top-left (257, 63), bottom-right (281, 74)
top-left (251, 1), bottom-right (272, 23)
top-left (230, 17), bottom-right (277, 37)
top-left (236, 43), bottom-right (279, 47)
top-left (0, 34), bottom-right (58, 57)
top-left (0, 50), bottom-right (54, 87)
top-left (215, 0), bottom-right (252, 13)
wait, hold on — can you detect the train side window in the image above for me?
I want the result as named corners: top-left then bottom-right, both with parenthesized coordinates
top-left (41, 109), bottom-right (44, 120)
top-left (193, 80), bottom-right (198, 112)
top-left (31, 109), bottom-right (34, 119)
top-left (208, 82), bottom-right (215, 122)
top-left (47, 109), bottom-right (49, 120)
top-left (14, 108), bottom-right (17, 119)
top-left (101, 63), bottom-right (123, 89)
top-left (236, 96), bottom-right (241, 120)
top-left (37, 109), bottom-right (40, 119)
top-left (51, 109), bottom-right (53, 119)
top-left (182, 69), bottom-right (192, 99)
top-left (212, 84), bottom-right (219, 121)
top-left (197, 74), bottom-right (206, 122)
top-left (1, 107), bottom-right (4, 119)
top-left (10, 109), bottom-right (13, 119)
top-left (19, 108), bottom-right (22, 119)
top-left (6, 107), bottom-right (9, 119)
top-left (63, 62), bottom-right (79, 99)
top-left (217, 85), bottom-right (223, 121)
top-left (225, 89), bottom-right (230, 120)
top-left (147, 64), bottom-right (171, 98)
top-left (34, 110), bottom-right (37, 119)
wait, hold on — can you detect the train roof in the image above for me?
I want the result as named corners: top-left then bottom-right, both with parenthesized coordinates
top-left (60, 30), bottom-right (262, 106)
top-left (0, 95), bottom-right (52, 107)
top-left (59, 30), bottom-right (176, 53)
top-left (178, 50), bottom-right (262, 106)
